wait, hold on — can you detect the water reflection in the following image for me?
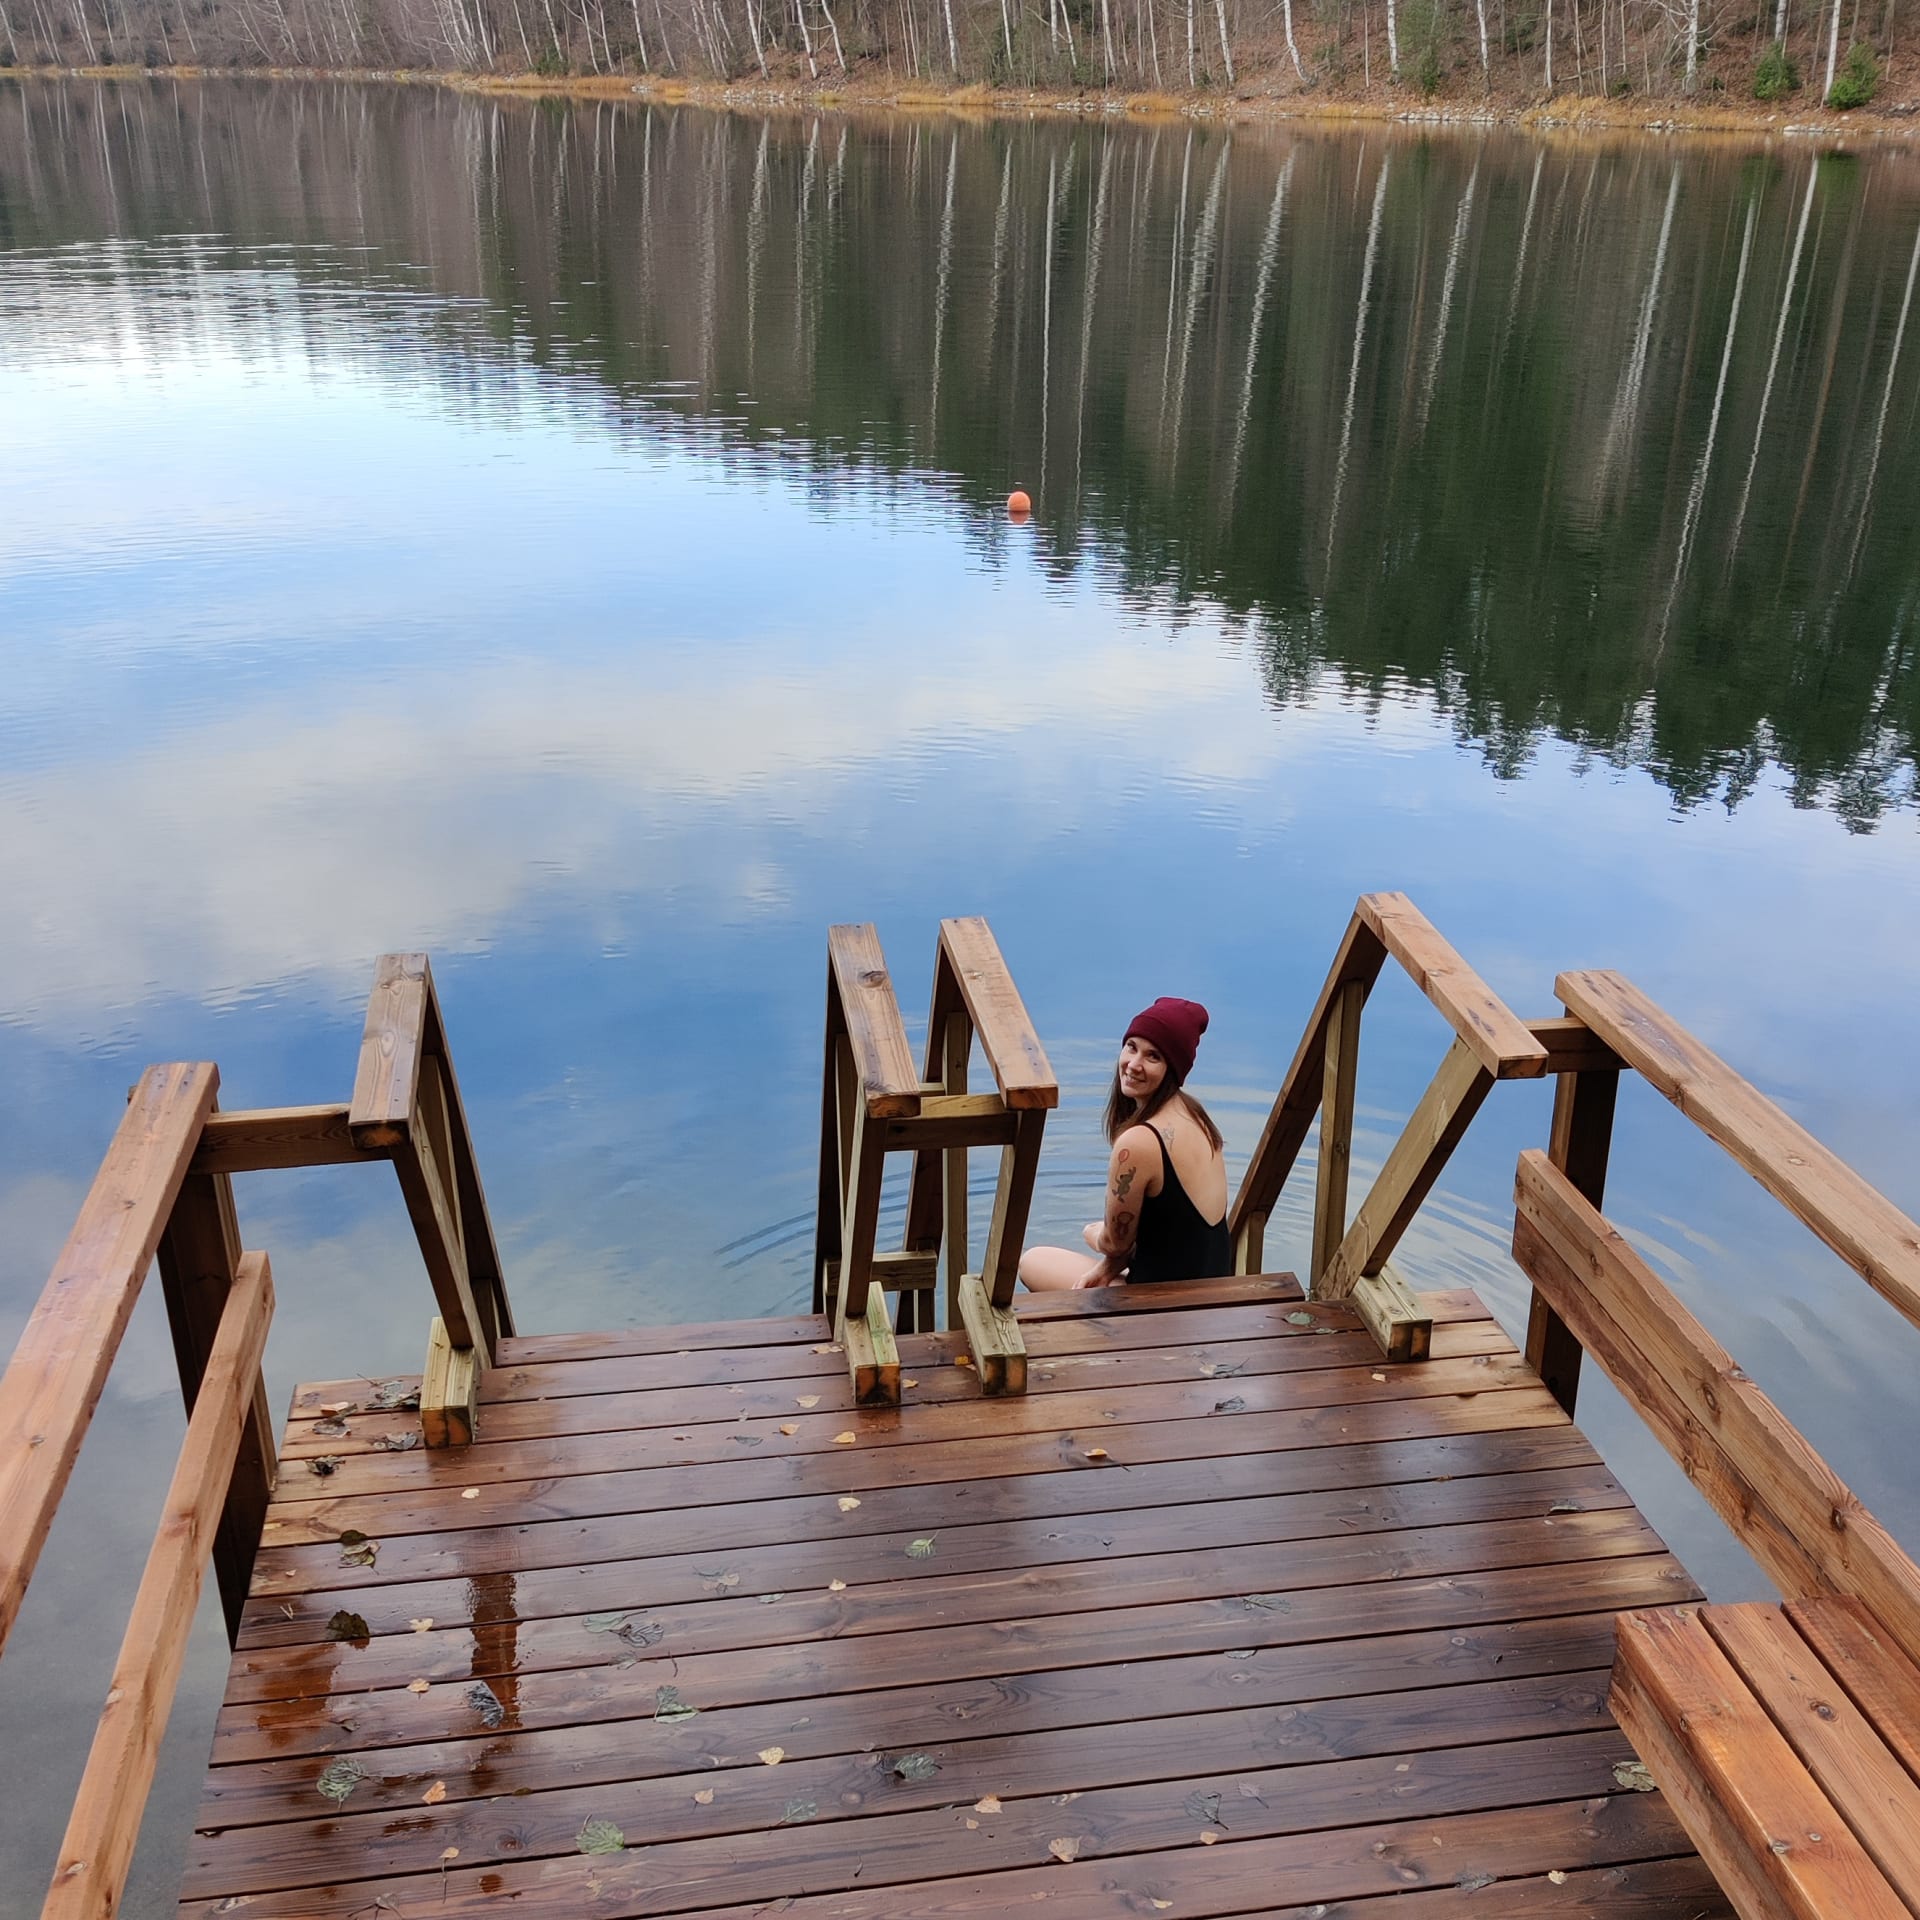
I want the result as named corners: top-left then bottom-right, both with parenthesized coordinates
top-left (3, 83), bottom-right (1917, 827)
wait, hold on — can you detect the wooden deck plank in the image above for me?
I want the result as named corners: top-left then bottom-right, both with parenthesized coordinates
top-left (186, 1673), bottom-right (1617, 1900)
top-left (184, 1280), bottom-right (1719, 1920)
top-left (1788, 1596), bottom-right (1920, 1787)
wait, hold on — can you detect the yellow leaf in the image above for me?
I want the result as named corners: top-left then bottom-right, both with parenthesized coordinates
top-left (694, 1788), bottom-right (715, 1805)
top-left (407, 1678), bottom-right (431, 1695)
top-left (1548, 1870), bottom-right (1567, 1885)
top-left (409, 1618), bottom-right (434, 1633)
top-left (1371, 1371), bottom-right (1386, 1382)
top-left (955, 1354), bottom-right (974, 1368)
top-left (829, 1578), bottom-right (847, 1592)
top-left (461, 1487), bottom-right (479, 1499)
top-left (1084, 1448), bottom-right (1108, 1461)
top-left (811, 1343), bottom-right (839, 1354)
top-left (1199, 1830), bottom-right (1220, 1845)
top-left (1048, 1837), bottom-right (1079, 1864)
top-left (796, 1395), bottom-right (821, 1409)
top-left (965, 1818), bottom-right (979, 1830)
top-left (973, 1796), bottom-right (1002, 1813)
top-left (778, 1423), bottom-right (799, 1436)
top-left (1152, 1904), bottom-right (1174, 1912)
top-left (903, 1378), bottom-right (919, 1389)
top-left (422, 1780), bottom-right (447, 1804)
top-left (837, 1495), bottom-right (862, 1512)
top-left (834, 1432), bottom-right (856, 1445)
top-left (758, 1747), bottom-right (785, 1766)
top-left (440, 1848), bottom-right (459, 1864)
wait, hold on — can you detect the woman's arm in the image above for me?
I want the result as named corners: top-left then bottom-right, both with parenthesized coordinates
top-left (1091, 1126), bottom-right (1159, 1258)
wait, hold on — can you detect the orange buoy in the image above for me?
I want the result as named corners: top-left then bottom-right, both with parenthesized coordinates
top-left (1007, 488), bottom-right (1032, 518)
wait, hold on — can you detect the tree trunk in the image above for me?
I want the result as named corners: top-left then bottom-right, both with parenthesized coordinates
top-left (999, 0), bottom-right (1013, 63)
top-left (1730, 157), bottom-right (1816, 550)
top-left (940, 0), bottom-right (957, 65)
top-left (1184, 0), bottom-right (1195, 81)
top-left (1385, 0), bottom-right (1400, 73)
top-left (1213, 0), bottom-right (1232, 79)
top-left (1280, 0), bottom-right (1304, 74)
top-left (1685, 0), bottom-right (1699, 85)
top-left (1823, 0), bottom-right (1842, 89)
top-left (793, 0), bottom-right (817, 74)
top-left (1474, 0), bottom-right (1489, 77)
top-left (1774, 0), bottom-right (1789, 36)
top-left (1543, 0), bottom-right (1552, 88)
top-left (1100, 0), bottom-right (1116, 71)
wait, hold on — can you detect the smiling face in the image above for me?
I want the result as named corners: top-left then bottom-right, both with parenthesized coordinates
top-left (1118, 1035), bottom-right (1168, 1106)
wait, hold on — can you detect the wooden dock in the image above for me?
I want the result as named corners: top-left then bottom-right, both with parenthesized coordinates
top-left (8, 896), bottom-right (1920, 1920)
top-left (181, 1274), bottom-right (1721, 1919)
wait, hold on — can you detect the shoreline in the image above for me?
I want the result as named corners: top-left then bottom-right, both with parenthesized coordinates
top-left (7, 60), bottom-right (1920, 143)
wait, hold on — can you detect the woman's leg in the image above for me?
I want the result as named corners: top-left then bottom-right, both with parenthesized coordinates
top-left (1019, 1245), bottom-right (1106, 1292)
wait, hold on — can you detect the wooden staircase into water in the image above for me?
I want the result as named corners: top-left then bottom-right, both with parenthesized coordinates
top-left (3, 896), bottom-right (1919, 1919)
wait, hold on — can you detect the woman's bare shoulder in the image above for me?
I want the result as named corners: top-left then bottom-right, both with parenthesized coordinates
top-left (1110, 1124), bottom-right (1163, 1170)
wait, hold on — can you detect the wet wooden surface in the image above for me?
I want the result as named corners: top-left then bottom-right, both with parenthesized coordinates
top-left (180, 1273), bottom-right (1730, 1919)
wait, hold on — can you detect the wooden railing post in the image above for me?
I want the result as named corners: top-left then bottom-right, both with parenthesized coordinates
top-left (1311, 976), bottom-right (1365, 1286)
top-left (154, 1132), bottom-right (277, 1646)
top-left (1524, 1057), bottom-right (1619, 1415)
top-left (941, 1010), bottom-right (970, 1333)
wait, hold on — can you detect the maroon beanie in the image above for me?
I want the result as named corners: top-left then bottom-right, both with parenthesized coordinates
top-left (1124, 998), bottom-right (1210, 1085)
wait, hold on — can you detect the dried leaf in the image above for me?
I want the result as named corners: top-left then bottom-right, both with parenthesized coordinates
top-left (618, 1619), bottom-right (665, 1648)
top-left (318, 1402), bottom-right (352, 1416)
top-left (812, 1343), bottom-right (836, 1353)
top-left (1182, 1791), bottom-right (1223, 1827)
top-left (312, 1419), bottom-right (349, 1439)
top-left (326, 1610), bottom-right (370, 1643)
top-left (315, 1757), bottom-right (365, 1804)
top-left (702, 1569), bottom-right (742, 1593)
top-left (965, 1818), bottom-right (979, 1830)
top-left (1613, 1759), bottom-right (1657, 1792)
top-left (422, 1780), bottom-right (447, 1804)
top-left (461, 1487), bottom-right (480, 1499)
top-left (955, 1353), bottom-right (974, 1368)
top-left (584, 1610), bottom-right (635, 1633)
top-left (1083, 1448), bottom-right (1109, 1461)
top-left (906, 1535), bottom-right (938, 1559)
top-left (902, 1378), bottom-right (919, 1389)
top-left (732, 1434), bottom-right (764, 1447)
top-left (781, 1798), bottom-right (818, 1824)
top-left (837, 1496), bottom-right (862, 1512)
top-left (577, 1817), bottom-right (626, 1855)
top-left (833, 1431), bottom-right (857, 1445)
top-left (1286, 1311), bottom-right (1314, 1326)
top-left (1548, 1870), bottom-right (1568, 1885)
top-left (1547, 1498), bottom-right (1583, 1514)
top-left (307, 1456), bottom-right (342, 1477)
top-left (1152, 1902), bottom-right (1174, 1911)
top-left (1199, 1362), bottom-right (1243, 1379)
top-left (373, 1430), bottom-right (421, 1452)
top-left (778, 1423), bottom-right (799, 1436)
top-left (828, 1578), bottom-right (847, 1592)
top-left (338, 1529), bottom-right (378, 1568)
top-left (1455, 1873), bottom-right (1495, 1891)
top-left (1047, 1837), bottom-right (1080, 1864)
top-left (655, 1685), bottom-right (698, 1722)
top-left (1241, 1593), bottom-right (1290, 1613)
top-left (974, 1796), bottom-right (1002, 1814)
top-left (796, 1395), bottom-right (821, 1409)
top-left (758, 1746), bottom-right (786, 1766)
top-left (693, 1788), bottom-right (715, 1805)
top-left (1371, 1371), bottom-right (1387, 1382)
top-left (1224, 1649), bottom-right (1255, 1661)
top-left (1211, 1397), bottom-right (1246, 1415)
top-left (1199, 1831), bottom-right (1220, 1845)
top-left (409, 1618), bottom-right (434, 1633)
top-left (891, 1753), bottom-right (940, 1781)
top-left (466, 1682), bottom-right (506, 1729)
top-left (370, 1379), bottom-right (421, 1412)
top-left (407, 1678), bottom-right (431, 1695)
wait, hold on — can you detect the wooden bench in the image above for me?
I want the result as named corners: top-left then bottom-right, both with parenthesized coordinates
top-left (1613, 1597), bottom-right (1920, 1920)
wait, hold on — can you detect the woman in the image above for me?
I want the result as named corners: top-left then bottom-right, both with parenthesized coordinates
top-left (1019, 997), bottom-right (1230, 1291)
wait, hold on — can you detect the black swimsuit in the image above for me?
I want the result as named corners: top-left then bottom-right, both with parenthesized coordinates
top-left (1127, 1121), bottom-right (1232, 1286)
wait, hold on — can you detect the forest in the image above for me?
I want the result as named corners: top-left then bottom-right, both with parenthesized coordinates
top-left (0, 0), bottom-right (1908, 113)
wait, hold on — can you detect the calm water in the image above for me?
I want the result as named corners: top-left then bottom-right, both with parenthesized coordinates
top-left (2, 79), bottom-right (1919, 1909)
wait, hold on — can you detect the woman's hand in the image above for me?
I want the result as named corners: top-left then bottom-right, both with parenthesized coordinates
top-left (1078, 1255), bottom-right (1124, 1289)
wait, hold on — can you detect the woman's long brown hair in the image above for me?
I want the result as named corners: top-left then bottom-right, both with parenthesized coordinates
top-left (1103, 1059), bottom-right (1224, 1152)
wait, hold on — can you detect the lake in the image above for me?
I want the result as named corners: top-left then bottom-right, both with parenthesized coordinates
top-left (1, 77), bottom-right (1918, 1912)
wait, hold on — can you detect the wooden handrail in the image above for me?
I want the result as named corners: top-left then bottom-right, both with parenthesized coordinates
top-left (191, 1103), bottom-right (370, 1176)
top-left (1513, 1149), bottom-right (1920, 1668)
top-left (0, 1061), bottom-right (218, 1660)
top-left (42, 1251), bottom-right (274, 1920)
top-left (826, 923), bottom-right (922, 1119)
top-left (1557, 968), bottom-right (1920, 1337)
top-left (935, 917), bottom-right (1058, 1111)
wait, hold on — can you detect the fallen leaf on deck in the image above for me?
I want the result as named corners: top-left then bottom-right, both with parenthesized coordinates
top-left (466, 1682), bottom-right (506, 1729)
top-left (1455, 1873), bottom-right (1495, 1890)
top-left (373, 1430), bottom-right (421, 1452)
top-left (370, 1380), bottom-right (420, 1412)
top-left (758, 1592), bottom-right (785, 1605)
top-left (693, 1788), bottom-right (715, 1805)
top-left (1211, 1397), bottom-right (1246, 1414)
top-left (837, 1496), bottom-right (862, 1512)
top-left (1236, 1783), bottom-right (1266, 1803)
top-left (439, 1848), bottom-right (459, 1865)
top-left (1241, 1594), bottom-right (1290, 1613)
top-left (577, 1818), bottom-right (626, 1855)
top-left (584, 1611), bottom-right (636, 1634)
top-left (965, 1818), bottom-right (979, 1830)
top-left (407, 1678), bottom-right (431, 1695)
top-left (619, 1618), bottom-right (665, 1646)
top-left (758, 1746), bottom-right (786, 1766)
top-left (326, 1610), bottom-right (370, 1643)
top-left (829, 1578), bottom-right (847, 1592)
top-left (422, 1780), bottom-right (447, 1804)
top-left (318, 1402), bottom-right (352, 1417)
top-left (337, 1529), bottom-right (378, 1568)
top-left (1613, 1760), bottom-right (1657, 1792)
top-left (409, 1618), bottom-right (433, 1633)
top-left (1223, 1649), bottom-right (1254, 1661)
top-left (315, 1757), bottom-right (365, 1805)
top-left (834, 1432), bottom-right (857, 1445)
top-left (1151, 1902), bottom-right (1174, 1911)
top-left (732, 1434), bottom-right (764, 1447)
top-left (655, 1686), bottom-right (698, 1722)
top-left (1548, 1870), bottom-right (1568, 1885)
top-left (1182, 1791), bottom-right (1223, 1827)
top-left (311, 1419), bottom-right (349, 1439)
top-left (1053, 1791), bottom-right (1081, 1805)
top-left (796, 1395), bottom-right (821, 1408)
top-left (1047, 1837), bottom-right (1080, 1864)
top-left (1371, 1371), bottom-right (1386, 1382)
top-left (903, 1378), bottom-right (919, 1389)
top-left (1199, 1831), bottom-right (1220, 1845)
top-left (1198, 1362), bottom-right (1243, 1379)
top-left (1084, 1448), bottom-right (1109, 1461)
top-left (974, 1795), bottom-right (1002, 1813)
top-left (1547, 1499), bottom-right (1583, 1514)
top-left (906, 1535), bottom-right (938, 1558)
top-left (307, 1456), bottom-right (342, 1477)
top-left (779, 1424), bottom-right (799, 1436)
top-left (461, 1487), bottom-right (479, 1499)
top-left (955, 1354), bottom-right (974, 1368)
top-left (1286, 1311), bottom-right (1314, 1326)
top-left (781, 1798), bottom-right (818, 1823)
top-left (891, 1753), bottom-right (940, 1781)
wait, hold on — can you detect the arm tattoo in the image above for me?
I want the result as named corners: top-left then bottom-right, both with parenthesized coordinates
top-left (1112, 1167), bottom-right (1136, 1200)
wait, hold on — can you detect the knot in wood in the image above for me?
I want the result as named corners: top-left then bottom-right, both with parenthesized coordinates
top-left (859, 969), bottom-right (888, 988)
